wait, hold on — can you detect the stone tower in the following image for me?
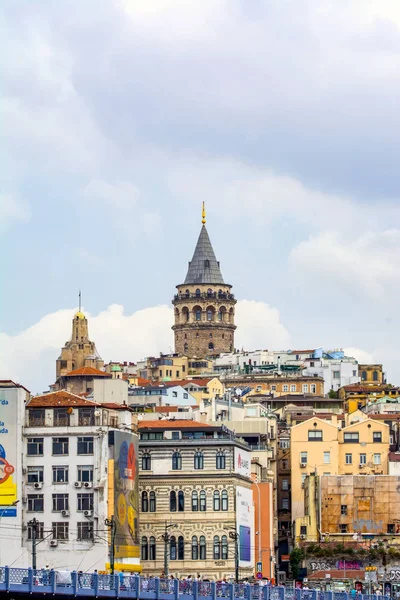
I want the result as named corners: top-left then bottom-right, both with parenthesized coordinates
top-left (172, 204), bottom-right (236, 358)
top-left (56, 302), bottom-right (104, 379)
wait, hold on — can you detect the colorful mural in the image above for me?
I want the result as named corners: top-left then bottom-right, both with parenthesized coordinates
top-left (113, 432), bottom-right (139, 559)
top-left (0, 394), bottom-right (18, 517)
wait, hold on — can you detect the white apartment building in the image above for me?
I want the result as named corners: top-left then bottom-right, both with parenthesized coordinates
top-left (302, 355), bottom-right (360, 395)
top-left (0, 387), bottom-right (141, 572)
top-left (214, 350), bottom-right (275, 372)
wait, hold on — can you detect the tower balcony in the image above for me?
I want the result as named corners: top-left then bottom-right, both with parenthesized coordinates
top-left (173, 291), bottom-right (235, 303)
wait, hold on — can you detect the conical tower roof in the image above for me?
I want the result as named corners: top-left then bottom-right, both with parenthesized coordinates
top-left (184, 224), bottom-right (225, 285)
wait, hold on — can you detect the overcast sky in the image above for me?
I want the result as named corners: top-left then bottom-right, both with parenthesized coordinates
top-left (1, 0), bottom-right (399, 393)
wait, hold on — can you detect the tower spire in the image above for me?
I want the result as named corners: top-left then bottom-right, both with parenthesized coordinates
top-left (202, 201), bottom-right (206, 225)
top-left (79, 290), bottom-right (81, 312)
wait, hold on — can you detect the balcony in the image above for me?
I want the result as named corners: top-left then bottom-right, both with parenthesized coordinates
top-left (173, 291), bottom-right (235, 302)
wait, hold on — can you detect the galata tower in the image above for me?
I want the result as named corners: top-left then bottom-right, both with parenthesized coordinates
top-left (172, 203), bottom-right (236, 358)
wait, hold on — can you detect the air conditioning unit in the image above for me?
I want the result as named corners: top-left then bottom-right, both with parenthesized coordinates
top-left (34, 482), bottom-right (43, 489)
top-left (359, 464), bottom-right (365, 468)
top-left (74, 482), bottom-right (82, 488)
top-left (22, 496), bottom-right (27, 504)
top-left (83, 482), bottom-right (93, 488)
top-left (300, 534), bottom-right (306, 540)
top-left (50, 540), bottom-right (58, 547)
top-left (84, 510), bottom-right (93, 518)
top-left (22, 468), bottom-right (27, 475)
top-left (61, 510), bottom-right (70, 517)
top-left (300, 463), bottom-right (307, 468)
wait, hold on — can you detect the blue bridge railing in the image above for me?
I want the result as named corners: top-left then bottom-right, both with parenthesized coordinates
top-left (0, 567), bottom-right (389, 600)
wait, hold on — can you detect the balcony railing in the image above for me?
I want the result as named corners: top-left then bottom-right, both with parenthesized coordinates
top-left (173, 291), bottom-right (235, 302)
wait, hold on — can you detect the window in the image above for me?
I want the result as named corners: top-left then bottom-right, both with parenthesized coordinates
top-left (340, 524), bottom-right (348, 533)
top-left (213, 490), bottom-right (221, 511)
top-left (324, 452), bottom-right (331, 464)
top-left (271, 385), bottom-right (277, 391)
top-left (388, 524), bottom-right (395, 534)
top-left (345, 454), bottom-right (352, 465)
top-left (149, 536), bottom-right (156, 560)
top-left (171, 432), bottom-right (180, 440)
top-left (52, 437), bottom-right (69, 455)
top-left (29, 408), bottom-right (45, 427)
top-left (141, 536), bottom-right (148, 560)
top-left (282, 479), bottom-right (289, 491)
top-left (52, 466), bottom-right (68, 484)
top-left (170, 491), bottom-right (177, 512)
top-left (344, 432), bottom-right (359, 443)
top-left (221, 490), bottom-right (228, 511)
top-left (300, 452), bottom-right (307, 464)
top-left (195, 289), bottom-right (201, 297)
top-left (213, 535), bottom-right (221, 559)
top-left (192, 491), bottom-right (198, 512)
top-left (290, 385), bottom-right (296, 392)
top-left (353, 370), bottom-right (357, 377)
top-left (141, 453), bottom-right (151, 471)
top-left (301, 474), bottom-right (307, 484)
top-left (200, 490), bottom-right (206, 512)
top-left (52, 522), bottom-right (69, 540)
top-left (52, 494), bottom-right (69, 512)
top-left (207, 310), bottom-right (213, 321)
top-left (172, 452), bottom-right (182, 470)
top-left (195, 310), bottom-right (201, 321)
top-left (172, 391), bottom-right (178, 398)
top-left (333, 371), bottom-right (340, 380)
top-left (192, 535), bottom-right (199, 560)
top-left (149, 491), bottom-right (156, 513)
top-left (27, 437), bottom-right (43, 456)
top-left (221, 535), bottom-right (228, 559)
top-left (373, 370), bottom-right (379, 382)
top-left (310, 384), bottom-right (316, 394)
top-left (28, 494), bottom-right (44, 512)
top-left (54, 408), bottom-right (70, 427)
top-left (300, 526), bottom-right (307, 536)
top-left (216, 451), bottom-right (226, 470)
top-left (28, 522), bottom-right (44, 540)
top-left (359, 453), bottom-right (367, 465)
top-left (194, 451), bottom-right (204, 470)
top-left (78, 408), bottom-right (95, 426)
top-left (282, 459), bottom-right (289, 469)
top-left (77, 466), bottom-right (93, 483)
top-left (141, 491), bottom-right (149, 512)
top-left (361, 371), bottom-right (367, 381)
top-left (373, 453), bottom-right (381, 465)
top-left (282, 498), bottom-right (289, 510)
top-left (77, 493), bottom-right (93, 511)
top-left (283, 385), bottom-right (289, 392)
top-left (170, 536), bottom-right (177, 561)
top-left (77, 522), bottom-right (93, 541)
top-left (302, 384), bottom-right (309, 393)
top-left (77, 437), bottom-right (93, 455)
top-left (373, 432), bottom-right (382, 443)
top-left (178, 536), bottom-right (184, 560)
top-left (27, 466), bottom-right (44, 484)
top-left (208, 342), bottom-right (214, 351)
top-left (308, 430), bottom-right (323, 441)
top-left (341, 505), bottom-right (347, 516)
top-left (178, 490), bottom-right (185, 512)
top-left (195, 535), bottom-right (205, 560)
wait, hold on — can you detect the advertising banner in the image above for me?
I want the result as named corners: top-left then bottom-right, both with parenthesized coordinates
top-left (0, 390), bottom-right (18, 517)
top-left (234, 447), bottom-right (251, 478)
top-left (113, 432), bottom-right (139, 559)
top-left (236, 486), bottom-right (254, 568)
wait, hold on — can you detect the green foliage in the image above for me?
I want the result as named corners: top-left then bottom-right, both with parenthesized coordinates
top-left (290, 547), bottom-right (304, 579)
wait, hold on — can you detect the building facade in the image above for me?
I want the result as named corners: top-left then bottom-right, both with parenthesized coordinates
top-left (172, 206), bottom-right (236, 358)
top-left (138, 420), bottom-right (255, 580)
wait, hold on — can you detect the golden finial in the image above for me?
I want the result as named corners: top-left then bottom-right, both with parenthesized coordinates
top-left (202, 201), bottom-right (206, 225)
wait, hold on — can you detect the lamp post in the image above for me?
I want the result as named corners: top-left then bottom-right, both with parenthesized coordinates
top-left (161, 522), bottom-right (178, 577)
top-left (224, 526), bottom-right (239, 584)
top-left (104, 516), bottom-right (116, 575)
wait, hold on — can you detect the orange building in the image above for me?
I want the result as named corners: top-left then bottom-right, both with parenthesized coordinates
top-left (252, 475), bottom-right (275, 581)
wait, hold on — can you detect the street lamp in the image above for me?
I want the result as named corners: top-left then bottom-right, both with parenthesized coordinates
top-left (161, 522), bottom-right (178, 577)
top-left (224, 526), bottom-right (239, 584)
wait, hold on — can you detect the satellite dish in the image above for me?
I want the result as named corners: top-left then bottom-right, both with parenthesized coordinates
top-left (235, 388), bottom-right (241, 396)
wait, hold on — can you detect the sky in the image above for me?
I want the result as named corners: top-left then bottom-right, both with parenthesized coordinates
top-left (1, 0), bottom-right (399, 393)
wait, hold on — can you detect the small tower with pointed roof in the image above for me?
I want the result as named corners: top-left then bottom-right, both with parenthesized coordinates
top-left (172, 204), bottom-right (236, 358)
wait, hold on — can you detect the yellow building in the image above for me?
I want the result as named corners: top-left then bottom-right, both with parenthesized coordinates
top-left (223, 375), bottom-right (325, 398)
top-left (177, 377), bottom-right (225, 404)
top-left (358, 364), bottom-right (384, 385)
top-left (339, 383), bottom-right (400, 414)
top-left (291, 415), bottom-right (390, 527)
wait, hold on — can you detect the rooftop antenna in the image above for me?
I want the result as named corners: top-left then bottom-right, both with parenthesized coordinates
top-left (202, 201), bottom-right (206, 225)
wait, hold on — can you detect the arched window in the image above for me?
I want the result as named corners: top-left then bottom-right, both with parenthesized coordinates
top-left (178, 536), bottom-right (185, 560)
top-left (218, 311), bottom-right (223, 321)
top-left (362, 371), bottom-right (367, 381)
top-left (207, 288), bottom-right (213, 297)
top-left (142, 453), bottom-right (151, 471)
top-left (170, 536), bottom-right (177, 561)
top-left (213, 535), bottom-right (220, 559)
top-left (194, 451), bottom-right (204, 470)
top-left (209, 342), bottom-right (214, 351)
top-left (199, 535), bottom-right (206, 559)
top-left (149, 536), bottom-right (156, 560)
top-left (185, 289), bottom-right (190, 297)
top-left (184, 343), bottom-right (188, 353)
top-left (182, 307), bottom-right (189, 322)
top-left (195, 289), bottom-right (201, 298)
top-left (221, 490), bottom-right (228, 511)
top-left (172, 452), bottom-right (182, 470)
top-left (141, 491), bottom-right (148, 512)
top-left (141, 536), bottom-right (148, 560)
top-left (170, 490), bottom-right (177, 512)
top-left (221, 535), bottom-right (228, 559)
top-left (207, 309), bottom-right (213, 321)
top-left (192, 490), bottom-right (199, 512)
top-left (200, 490), bottom-right (207, 512)
top-left (213, 490), bottom-right (220, 511)
top-left (149, 491), bottom-right (156, 512)
top-left (195, 310), bottom-right (201, 321)
top-left (192, 535), bottom-right (199, 560)
top-left (216, 451), bottom-right (226, 470)
top-left (178, 490), bottom-right (185, 512)
top-left (373, 370), bottom-right (379, 381)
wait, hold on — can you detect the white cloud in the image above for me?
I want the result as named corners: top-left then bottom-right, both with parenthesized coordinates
top-left (344, 347), bottom-right (374, 364)
top-left (0, 300), bottom-right (289, 393)
top-left (0, 194), bottom-right (30, 229)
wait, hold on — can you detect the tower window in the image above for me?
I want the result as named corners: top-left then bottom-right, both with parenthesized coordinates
top-left (209, 342), bottom-right (214, 351)
top-left (184, 343), bottom-right (188, 353)
top-left (195, 289), bottom-right (201, 298)
top-left (207, 310), bottom-right (213, 321)
top-left (205, 260), bottom-right (210, 268)
top-left (195, 310), bottom-right (201, 321)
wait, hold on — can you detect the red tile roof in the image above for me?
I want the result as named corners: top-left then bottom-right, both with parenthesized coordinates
top-left (343, 384), bottom-right (400, 392)
top-left (153, 406), bottom-right (197, 413)
top-left (138, 419), bottom-right (213, 430)
top-left (309, 570), bottom-right (365, 580)
top-left (27, 390), bottom-right (99, 408)
top-left (101, 403), bottom-right (133, 410)
top-left (158, 378), bottom-right (215, 388)
top-left (63, 367), bottom-right (111, 377)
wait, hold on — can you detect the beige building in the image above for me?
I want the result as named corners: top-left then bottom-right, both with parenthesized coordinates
top-left (172, 206), bottom-right (236, 358)
top-left (291, 416), bottom-right (390, 524)
top-left (56, 310), bottom-right (104, 379)
top-left (138, 419), bottom-right (255, 580)
top-left (358, 364), bottom-right (384, 385)
top-left (221, 375), bottom-right (325, 398)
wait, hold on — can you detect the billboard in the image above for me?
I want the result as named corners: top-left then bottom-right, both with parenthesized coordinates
top-left (0, 390), bottom-right (18, 517)
top-left (113, 432), bottom-right (139, 559)
top-left (234, 447), bottom-right (251, 478)
top-left (236, 486), bottom-right (254, 568)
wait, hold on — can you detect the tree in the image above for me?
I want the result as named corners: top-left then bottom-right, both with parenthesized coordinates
top-left (290, 547), bottom-right (304, 579)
